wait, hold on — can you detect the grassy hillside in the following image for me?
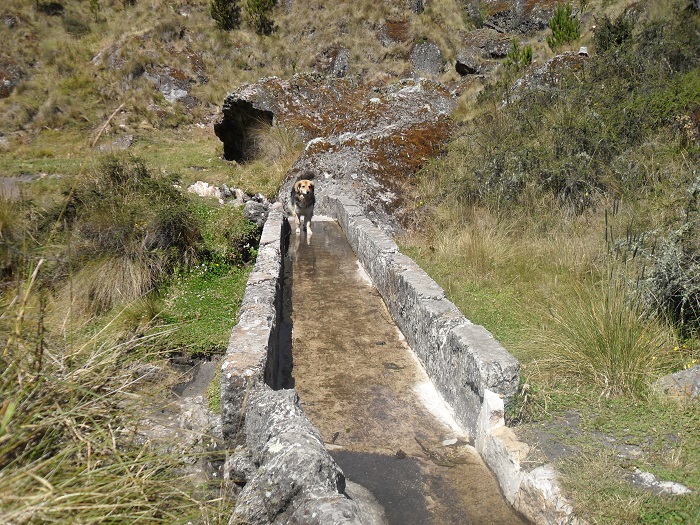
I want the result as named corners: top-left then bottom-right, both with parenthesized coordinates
top-left (1, 0), bottom-right (699, 523)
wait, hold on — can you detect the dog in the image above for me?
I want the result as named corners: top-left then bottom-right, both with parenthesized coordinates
top-left (290, 177), bottom-right (315, 235)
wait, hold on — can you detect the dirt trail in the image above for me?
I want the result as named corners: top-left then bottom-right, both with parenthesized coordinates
top-left (286, 219), bottom-right (526, 525)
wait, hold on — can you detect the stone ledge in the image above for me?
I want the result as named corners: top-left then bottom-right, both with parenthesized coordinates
top-left (478, 390), bottom-right (584, 525)
top-left (220, 203), bottom-right (368, 524)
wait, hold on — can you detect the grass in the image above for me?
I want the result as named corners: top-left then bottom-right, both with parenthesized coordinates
top-left (157, 261), bottom-right (251, 357)
top-left (1, 0), bottom-right (698, 522)
top-left (403, 1), bottom-right (700, 521)
top-left (524, 278), bottom-right (679, 398)
top-left (0, 272), bottom-right (220, 524)
top-left (549, 391), bottom-right (700, 525)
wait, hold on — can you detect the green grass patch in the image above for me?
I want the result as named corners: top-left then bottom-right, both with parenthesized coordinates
top-left (157, 261), bottom-right (251, 356)
top-left (551, 392), bottom-right (700, 525)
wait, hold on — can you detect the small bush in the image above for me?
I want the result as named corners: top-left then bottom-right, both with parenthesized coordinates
top-left (647, 177), bottom-right (700, 336)
top-left (504, 39), bottom-right (533, 71)
top-left (197, 203), bottom-right (260, 265)
top-left (528, 279), bottom-right (678, 398)
top-left (244, 0), bottom-right (275, 35)
top-left (62, 15), bottom-right (91, 37)
top-left (594, 13), bottom-right (634, 53)
top-left (50, 154), bottom-right (201, 315)
top-left (546, 3), bottom-right (580, 52)
top-left (211, 0), bottom-right (241, 31)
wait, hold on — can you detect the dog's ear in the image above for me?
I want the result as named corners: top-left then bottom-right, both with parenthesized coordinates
top-left (308, 180), bottom-right (315, 189)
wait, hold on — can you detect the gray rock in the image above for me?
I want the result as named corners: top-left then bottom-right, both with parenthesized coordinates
top-left (144, 65), bottom-right (198, 108)
top-left (244, 200), bottom-right (269, 228)
top-left (654, 365), bottom-right (700, 399)
top-left (408, 0), bottom-right (424, 14)
top-left (331, 48), bottom-right (350, 78)
top-left (231, 386), bottom-right (365, 525)
top-left (410, 41), bottom-right (443, 77)
top-left (456, 48), bottom-right (483, 75)
top-left (629, 468), bottom-right (692, 495)
top-left (0, 57), bottom-right (23, 98)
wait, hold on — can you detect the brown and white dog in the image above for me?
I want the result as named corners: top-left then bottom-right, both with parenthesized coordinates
top-left (290, 178), bottom-right (315, 235)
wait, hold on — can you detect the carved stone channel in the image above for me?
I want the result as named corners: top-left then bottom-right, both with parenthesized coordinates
top-left (220, 197), bottom-right (580, 525)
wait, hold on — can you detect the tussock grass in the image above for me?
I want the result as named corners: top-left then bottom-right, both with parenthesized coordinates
top-left (0, 271), bottom-right (214, 525)
top-left (524, 278), bottom-right (678, 398)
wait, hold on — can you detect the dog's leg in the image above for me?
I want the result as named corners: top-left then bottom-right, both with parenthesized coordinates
top-left (293, 213), bottom-right (301, 235)
top-left (305, 216), bottom-right (312, 236)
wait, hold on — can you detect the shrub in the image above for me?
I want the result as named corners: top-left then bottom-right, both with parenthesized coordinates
top-left (504, 38), bottom-right (533, 71)
top-left (0, 272), bottom-right (208, 523)
top-left (51, 154), bottom-right (201, 315)
top-left (244, 0), bottom-right (275, 35)
top-left (210, 0), bottom-right (241, 31)
top-left (646, 176), bottom-right (700, 336)
top-left (594, 13), bottom-right (634, 53)
top-left (546, 3), bottom-right (580, 52)
top-left (197, 203), bottom-right (260, 265)
top-left (62, 15), bottom-right (91, 37)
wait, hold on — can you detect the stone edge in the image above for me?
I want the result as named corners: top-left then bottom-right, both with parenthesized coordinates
top-left (321, 194), bottom-right (583, 525)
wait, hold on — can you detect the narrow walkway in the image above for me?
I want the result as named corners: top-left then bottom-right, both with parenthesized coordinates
top-left (286, 219), bottom-right (526, 525)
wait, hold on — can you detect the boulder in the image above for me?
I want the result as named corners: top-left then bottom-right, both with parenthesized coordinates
top-left (456, 47), bottom-right (483, 75)
top-left (230, 385), bottom-right (366, 525)
top-left (215, 75), bottom-right (456, 233)
top-left (144, 65), bottom-right (198, 107)
top-left (472, 0), bottom-right (558, 33)
top-left (462, 28), bottom-right (513, 59)
top-left (409, 40), bottom-right (443, 77)
top-left (654, 365), bottom-right (700, 399)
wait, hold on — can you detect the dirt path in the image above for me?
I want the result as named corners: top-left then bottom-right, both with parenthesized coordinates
top-left (286, 219), bottom-right (526, 525)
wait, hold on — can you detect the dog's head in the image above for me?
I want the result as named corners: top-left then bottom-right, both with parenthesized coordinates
top-left (294, 179), bottom-right (315, 197)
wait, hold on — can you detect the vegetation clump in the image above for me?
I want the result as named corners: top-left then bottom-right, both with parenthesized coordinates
top-left (211, 0), bottom-right (241, 31)
top-left (244, 0), bottom-right (275, 35)
top-left (546, 3), bottom-right (581, 51)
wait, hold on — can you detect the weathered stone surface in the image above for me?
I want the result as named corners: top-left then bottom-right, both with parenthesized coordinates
top-left (331, 47), bottom-right (350, 77)
top-left (410, 41), bottom-right (443, 77)
top-left (0, 57), bottom-right (23, 98)
top-left (515, 465), bottom-right (585, 525)
top-left (654, 365), bottom-right (700, 399)
top-left (476, 390), bottom-right (584, 525)
top-left (473, 0), bottom-right (558, 33)
top-left (244, 200), bottom-right (269, 228)
top-left (628, 468), bottom-right (692, 496)
top-left (220, 206), bottom-right (286, 443)
top-left (456, 47), bottom-right (483, 75)
top-left (231, 385), bottom-right (365, 525)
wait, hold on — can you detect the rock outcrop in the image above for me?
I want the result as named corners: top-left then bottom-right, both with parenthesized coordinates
top-left (214, 74), bottom-right (456, 234)
top-left (468, 0), bottom-right (559, 33)
top-left (0, 57), bottom-right (23, 98)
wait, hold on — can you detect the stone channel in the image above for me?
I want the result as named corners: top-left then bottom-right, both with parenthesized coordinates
top-left (219, 196), bottom-right (580, 525)
top-left (286, 218), bottom-right (525, 525)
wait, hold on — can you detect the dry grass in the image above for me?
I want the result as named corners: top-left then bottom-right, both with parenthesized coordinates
top-left (523, 277), bottom-right (679, 398)
top-left (0, 270), bottom-right (221, 525)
